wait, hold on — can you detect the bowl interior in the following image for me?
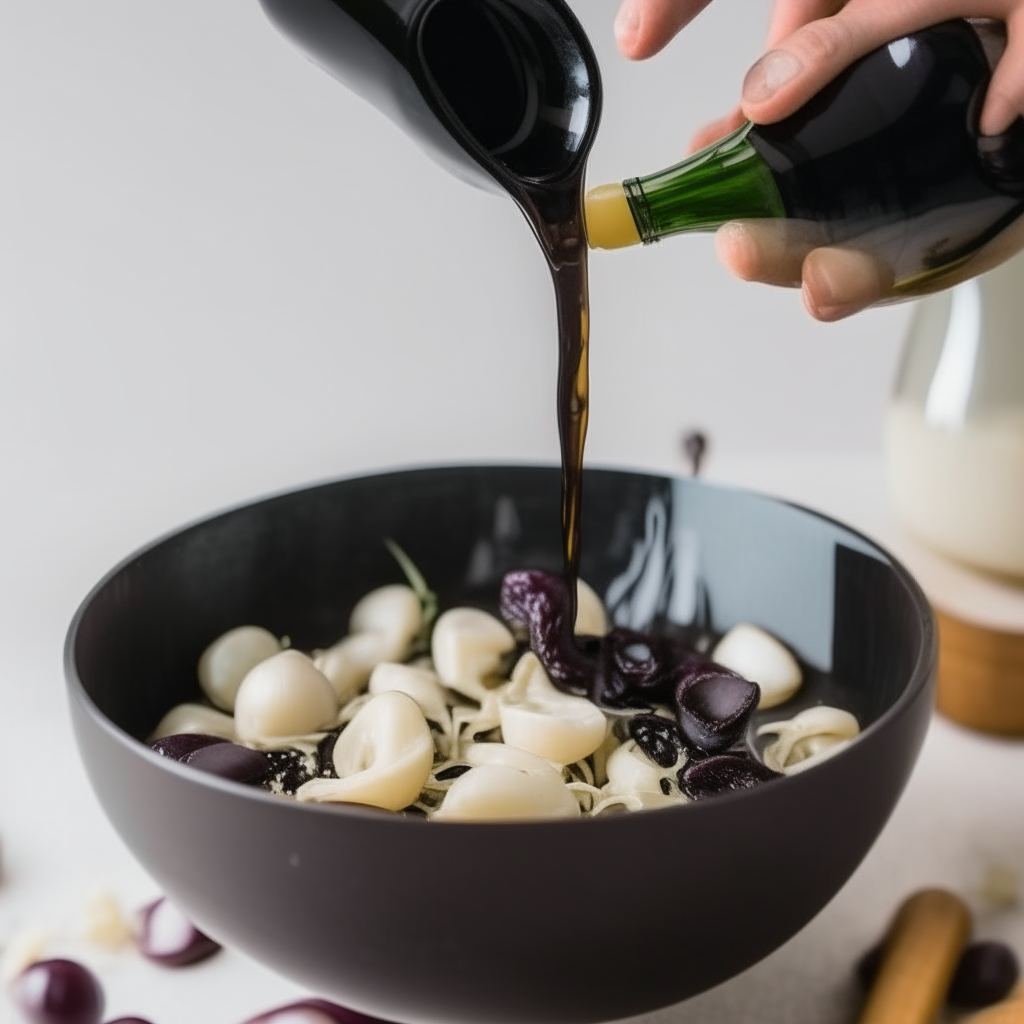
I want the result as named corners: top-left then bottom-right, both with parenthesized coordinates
top-left (66, 466), bottom-right (934, 1024)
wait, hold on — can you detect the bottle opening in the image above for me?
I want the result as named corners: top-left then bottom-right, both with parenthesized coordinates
top-left (418, 0), bottom-right (595, 181)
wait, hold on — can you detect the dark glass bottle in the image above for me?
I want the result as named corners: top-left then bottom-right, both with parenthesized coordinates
top-left (587, 21), bottom-right (1024, 292)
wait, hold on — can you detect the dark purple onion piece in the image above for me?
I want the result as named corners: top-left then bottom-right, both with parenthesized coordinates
top-left (499, 570), bottom-right (594, 693)
top-left (948, 941), bottom-right (1020, 1008)
top-left (137, 898), bottom-right (221, 967)
top-left (149, 733), bottom-right (226, 762)
top-left (12, 959), bottom-right (105, 1024)
top-left (184, 742), bottom-right (271, 785)
top-left (243, 998), bottom-right (394, 1023)
top-left (628, 714), bottom-right (685, 768)
top-left (674, 667), bottom-right (759, 753)
top-left (679, 753), bottom-right (779, 800)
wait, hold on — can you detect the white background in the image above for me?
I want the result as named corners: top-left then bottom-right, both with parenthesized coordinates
top-left (5, 3), bottom-right (1009, 1024)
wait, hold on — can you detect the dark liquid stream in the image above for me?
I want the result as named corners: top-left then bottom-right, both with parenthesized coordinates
top-left (517, 178), bottom-right (589, 622)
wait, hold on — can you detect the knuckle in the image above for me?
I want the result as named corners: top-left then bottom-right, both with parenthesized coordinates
top-left (792, 16), bottom-right (854, 68)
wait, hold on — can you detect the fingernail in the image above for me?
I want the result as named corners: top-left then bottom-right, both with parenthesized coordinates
top-left (743, 50), bottom-right (802, 104)
top-left (614, 0), bottom-right (640, 47)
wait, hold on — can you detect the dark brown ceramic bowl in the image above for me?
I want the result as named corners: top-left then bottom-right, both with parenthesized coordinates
top-left (65, 466), bottom-right (934, 1024)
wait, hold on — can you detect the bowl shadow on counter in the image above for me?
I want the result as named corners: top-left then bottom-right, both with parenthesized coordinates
top-left (65, 466), bottom-right (935, 1024)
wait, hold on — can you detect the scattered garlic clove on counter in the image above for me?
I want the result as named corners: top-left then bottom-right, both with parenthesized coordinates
top-left (431, 607), bottom-right (515, 704)
top-left (296, 691), bottom-right (434, 811)
top-left (575, 578), bottom-right (610, 636)
top-left (498, 653), bottom-right (607, 765)
top-left (758, 705), bottom-right (860, 774)
top-left (712, 623), bottom-right (803, 709)
top-left (433, 743), bottom-right (580, 820)
top-left (368, 662), bottom-right (452, 734)
top-left (150, 703), bottom-right (237, 742)
top-left (198, 625), bottom-right (282, 712)
top-left (234, 651), bottom-right (338, 742)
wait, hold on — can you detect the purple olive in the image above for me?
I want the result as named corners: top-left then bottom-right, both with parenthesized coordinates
top-left (243, 998), bottom-right (395, 1023)
top-left (628, 714), bottom-right (685, 768)
top-left (679, 753), bottom-right (779, 800)
top-left (184, 742), bottom-right (271, 785)
top-left (137, 898), bottom-right (221, 967)
top-left (948, 941), bottom-right (1020, 1008)
top-left (674, 667), bottom-right (759, 753)
top-left (149, 734), bottom-right (226, 762)
top-left (500, 570), bottom-right (594, 693)
top-left (12, 959), bottom-right (105, 1024)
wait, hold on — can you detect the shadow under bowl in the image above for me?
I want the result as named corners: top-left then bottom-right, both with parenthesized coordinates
top-left (65, 466), bottom-right (935, 1024)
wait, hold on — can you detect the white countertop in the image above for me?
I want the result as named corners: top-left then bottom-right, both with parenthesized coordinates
top-left (1, 452), bottom-right (1022, 1024)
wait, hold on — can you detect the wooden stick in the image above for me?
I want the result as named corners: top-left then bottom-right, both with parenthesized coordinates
top-left (856, 889), bottom-right (971, 1024)
top-left (963, 1000), bottom-right (1024, 1024)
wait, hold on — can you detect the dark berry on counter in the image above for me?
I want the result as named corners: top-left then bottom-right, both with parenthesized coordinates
top-left (184, 742), bottom-right (271, 785)
top-left (136, 898), bottom-right (221, 967)
top-left (855, 941), bottom-right (884, 989)
top-left (243, 997), bottom-right (395, 1023)
top-left (674, 668), bottom-right (759, 753)
top-left (500, 570), bottom-right (595, 693)
top-left (628, 714), bottom-right (685, 768)
top-left (149, 734), bottom-right (226, 762)
top-left (12, 959), bottom-right (104, 1024)
top-left (680, 754), bottom-right (779, 800)
top-left (948, 941), bottom-right (1020, 1008)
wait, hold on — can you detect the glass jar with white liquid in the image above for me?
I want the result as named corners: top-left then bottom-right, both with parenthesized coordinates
top-left (887, 251), bottom-right (1024, 580)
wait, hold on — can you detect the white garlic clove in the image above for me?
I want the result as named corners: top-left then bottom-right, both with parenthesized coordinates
top-left (604, 739), bottom-right (680, 797)
top-left (234, 650), bottom-right (338, 742)
top-left (197, 625), bottom-right (282, 712)
top-left (433, 743), bottom-right (580, 821)
top-left (349, 584), bottom-right (421, 661)
top-left (431, 607), bottom-right (514, 703)
top-left (758, 705), bottom-right (860, 773)
top-left (712, 623), bottom-right (803, 709)
top-left (575, 578), bottom-right (610, 637)
top-left (314, 631), bottom-right (390, 705)
top-left (368, 662), bottom-right (452, 732)
top-left (150, 702), bottom-right (237, 742)
top-left (296, 691), bottom-right (434, 811)
top-left (498, 653), bottom-right (607, 765)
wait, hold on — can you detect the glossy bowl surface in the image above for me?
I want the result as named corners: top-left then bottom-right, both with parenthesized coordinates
top-left (65, 466), bottom-right (935, 1024)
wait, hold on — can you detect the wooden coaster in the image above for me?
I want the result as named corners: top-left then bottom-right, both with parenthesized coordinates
top-left (936, 609), bottom-right (1024, 736)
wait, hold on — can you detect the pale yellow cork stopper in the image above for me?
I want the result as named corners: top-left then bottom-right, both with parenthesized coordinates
top-left (584, 182), bottom-right (641, 250)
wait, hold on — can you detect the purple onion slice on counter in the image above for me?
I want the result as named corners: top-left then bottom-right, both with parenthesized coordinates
top-left (243, 998), bottom-right (395, 1023)
top-left (137, 898), bottom-right (221, 967)
top-left (12, 958), bottom-right (105, 1024)
top-left (679, 753), bottom-right (780, 800)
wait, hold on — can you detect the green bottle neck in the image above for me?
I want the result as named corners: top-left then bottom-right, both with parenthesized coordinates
top-left (624, 123), bottom-right (787, 243)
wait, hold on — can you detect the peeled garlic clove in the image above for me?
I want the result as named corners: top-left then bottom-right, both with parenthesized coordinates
top-left (350, 584), bottom-right (421, 661)
top-left (198, 625), bottom-right (281, 712)
top-left (758, 705), bottom-right (860, 773)
top-left (605, 740), bottom-right (674, 797)
top-left (712, 623), bottom-right (802, 709)
top-left (368, 662), bottom-right (451, 731)
top-left (314, 632), bottom-right (390, 705)
top-left (434, 744), bottom-right (580, 821)
top-left (150, 703), bottom-right (237, 742)
top-left (575, 578), bottom-right (609, 636)
top-left (296, 691), bottom-right (433, 811)
top-left (431, 608), bottom-right (514, 703)
top-left (234, 651), bottom-right (338, 742)
top-left (498, 653), bottom-right (607, 765)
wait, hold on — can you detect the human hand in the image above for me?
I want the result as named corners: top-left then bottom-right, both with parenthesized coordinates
top-left (612, 0), bottom-right (1024, 320)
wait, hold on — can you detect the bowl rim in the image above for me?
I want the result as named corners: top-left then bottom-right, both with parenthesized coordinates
top-left (63, 461), bottom-right (937, 829)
